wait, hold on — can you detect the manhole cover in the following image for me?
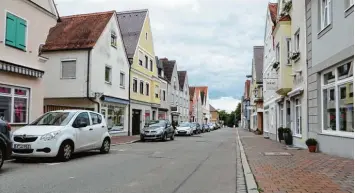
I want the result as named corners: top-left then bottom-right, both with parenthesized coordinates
top-left (263, 152), bottom-right (292, 156)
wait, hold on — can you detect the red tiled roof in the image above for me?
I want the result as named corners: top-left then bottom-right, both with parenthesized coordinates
top-left (209, 105), bottom-right (217, 112)
top-left (269, 3), bottom-right (278, 24)
top-left (42, 11), bottom-right (114, 51)
top-left (189, 87), bottom-right (195, 101)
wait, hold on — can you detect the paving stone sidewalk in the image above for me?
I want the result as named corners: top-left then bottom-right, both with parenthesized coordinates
top-left (236, 131), bottom-right (248, 193)
top-left (237, 128), bottom-right (354, 193)
top-left (111, 135), bottom-right (140, 145)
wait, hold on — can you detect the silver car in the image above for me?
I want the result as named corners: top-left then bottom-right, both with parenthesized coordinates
top-left (140, 120), bottom-right (175, 141)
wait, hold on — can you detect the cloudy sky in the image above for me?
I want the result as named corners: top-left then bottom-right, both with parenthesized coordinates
top-left (55, 0), bottom-right (270, 113)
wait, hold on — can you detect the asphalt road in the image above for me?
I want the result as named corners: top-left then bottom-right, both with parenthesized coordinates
top-left (0, 127), bottom-right (238, 193)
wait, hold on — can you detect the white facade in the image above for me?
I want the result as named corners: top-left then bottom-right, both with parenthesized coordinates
top-left (43, 13), bottom-right (130, 134)
top-left (179, 74), bottom-right (190, 122)
top-left (263, 3), bottom-right (279, 139)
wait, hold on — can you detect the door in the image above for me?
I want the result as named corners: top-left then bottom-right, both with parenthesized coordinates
top-left (166, 120), bottom-right (174, 136)
top-left (89, 112), bottom-right (105, 148)
top-left (73, 112), bottom-right (93, 151)
top-left (132, 110), bottom-right (141, 135)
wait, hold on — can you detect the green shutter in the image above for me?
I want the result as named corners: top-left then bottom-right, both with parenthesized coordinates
top-left (5, 13), bottom-right (16, 47)
top-left (16, 17), bottom-right (27, 50)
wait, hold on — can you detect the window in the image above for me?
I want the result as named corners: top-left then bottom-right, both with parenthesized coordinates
top-left (105, 66), bottom-right (112, 83)
top-left (5, 12), bottom-right (27, 50)
top-left (0, 85), bottom-right (29, 124)
top-left (150, 59), bottom-right (153, 71)
top-left (90, 112), bottom-right (102, 125)
top-left (139, 60), bottom-right (143, 66)
top-left (174, 77), bottom-right (177, 90)
top-left (140, 81), bottom-right (144, 94)
top-left (163, 90), bottom-right (166, 101)
top-left (279, 102), bottom-right (284, 127)
top-left (294, 99), bottom-right (302, 135)
top-left (146, 83), bottom-right (149, 96)
top-left (120, 72), bottom-right (125, 87)
top-left (294, 31), bottom-right (300, 52)
top-left (276, 43), bottom-right (280, 63)
top-left (322, 61), bottom-right (354, 134)
top-left (133, 78), bottom-right (137, 92)
top-left (61, 60), bottom-right (76, 79)
top-left (285, 38), bottom-right (291, 64)
top-left (155, 85), bottom-right (159, 98)
top-left (111, 31), bottom-right (117, 48)
top-left (320, 0), bottom-right (331, 30)
top-left (73, 112), bottom-right (90, 127)
top-left (145, 56), bottom-right (148, 68)
top-left (145, 32), bottom-right (148, 40)
top-left (158, 68), bottom-right (162, 76)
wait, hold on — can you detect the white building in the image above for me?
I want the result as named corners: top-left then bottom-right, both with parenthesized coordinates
top-left (177, 71), bottom-right (190, 122)
top-left (262, 2), bottom-right (279, 140)
top-left (42, 11), bottom-right (130, 134)
top-left (0, 0), bottom-right (58, 128)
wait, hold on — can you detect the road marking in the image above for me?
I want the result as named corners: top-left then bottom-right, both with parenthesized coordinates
top-left (47, 163), bottom-right (61, 166)
top-left (69, 177), bottom-right (75, 179)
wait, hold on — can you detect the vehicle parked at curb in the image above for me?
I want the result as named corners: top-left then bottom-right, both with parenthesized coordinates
top-left (0, 120), bottom-right (12, 170)
top-left (202, 124), bottom-right (210, 132)
top-left (191, 122), bottom-right (201, 134)
top-left (11, 110), bottom-right (111, 162)
top-left (141, 120), bottom-right (175, 141)
top-left (176, 122), bottom-right (194, 136)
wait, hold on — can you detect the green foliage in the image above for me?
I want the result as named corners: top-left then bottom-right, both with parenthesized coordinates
top-left (305, 138), bottom-right (318, 146)
top-left (218, 103), bottom-right (241, 126)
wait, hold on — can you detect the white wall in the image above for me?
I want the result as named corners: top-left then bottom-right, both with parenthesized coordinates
top-left (43, 50), bottom-right (89, 98)
top-left (91, 15), bottom-right (129, 100)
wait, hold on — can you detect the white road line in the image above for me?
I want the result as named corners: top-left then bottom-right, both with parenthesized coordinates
top-left (47, 163), bottom-right (61, 166)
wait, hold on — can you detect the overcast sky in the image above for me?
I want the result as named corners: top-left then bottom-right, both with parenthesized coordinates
top-left (55, 0), bottom-right (270, 113)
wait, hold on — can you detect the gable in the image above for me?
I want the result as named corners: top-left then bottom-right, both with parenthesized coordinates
top-left (137, 13), bottom-right (155, 56)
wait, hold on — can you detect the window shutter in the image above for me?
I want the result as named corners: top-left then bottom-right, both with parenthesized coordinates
top-left (5, 13), bottom-right (17, 47)
top-left (61, 61), bottom-right (76, 78)
top-left (16, 17), bottom-right (27, 50)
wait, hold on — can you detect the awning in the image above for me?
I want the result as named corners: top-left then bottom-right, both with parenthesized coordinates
top-left (287, 88), bottom-right (304, 98)
top-left (100, 95), bottom-right (129, 105)
top-left (0, 59), bottom-right (44, 78)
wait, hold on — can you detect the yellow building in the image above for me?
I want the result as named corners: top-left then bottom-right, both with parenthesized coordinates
top-left (117, 9), bottom-right (161, 135)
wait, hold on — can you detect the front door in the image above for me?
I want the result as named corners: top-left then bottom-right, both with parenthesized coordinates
top-left (132, 110), bottom-right (141, 135)
top-left (73, 112), bottom-right (94, 151)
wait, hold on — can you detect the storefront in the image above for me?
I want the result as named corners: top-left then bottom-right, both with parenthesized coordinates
top-left (100, 95), bottom-right (129, 133)
top-left (158, 108), bottom-right (168, 120)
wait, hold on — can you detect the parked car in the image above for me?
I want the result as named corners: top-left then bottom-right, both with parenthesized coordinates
top-left (0, 120), bottom-right (12, 170)
top-left (176, 122), bottom-right (193, 136)
top-left (202, 124), bottom-right (210, 132)
top-left (141, 120), bottom-right (175, 141)
top-left (11, 110), bottom-right (111, 162)
top-left (191, 122), bottom-right (201, 134)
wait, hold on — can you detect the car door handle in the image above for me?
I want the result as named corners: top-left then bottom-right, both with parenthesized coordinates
top-left (89, 128), bottom-right (93, 131)
top-left (101, 126), bottom-right (105, 128)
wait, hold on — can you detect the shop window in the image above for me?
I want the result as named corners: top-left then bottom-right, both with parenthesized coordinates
top-left (0, 85), bottom-right (29, 124)
top-left (294, 99), bottom-right (302, 135)
top-left (322, 61), bottom-right (354, 134)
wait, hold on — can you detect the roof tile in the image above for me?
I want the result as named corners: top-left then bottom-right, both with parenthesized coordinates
top-left (177, 71), bottom-right (187, 90)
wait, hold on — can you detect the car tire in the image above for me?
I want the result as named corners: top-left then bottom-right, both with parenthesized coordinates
top-left (170, 133), bottom-right (175, 140)
top-left (140, 136), bottom-right (145, 142)
top-left (57, 141), bottom-right (73, 162)
top-left (161, 133), bottom-right (167, 141)
top-left (0, 146), bottom-right (4, 170)
top-left (100, 138), bottom-right (110, 154)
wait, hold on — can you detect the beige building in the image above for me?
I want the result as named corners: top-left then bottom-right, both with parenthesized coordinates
top-left (0, 0), bottom-right (58, 127)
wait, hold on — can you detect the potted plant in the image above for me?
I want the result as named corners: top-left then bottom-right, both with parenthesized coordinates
top-left (278, 127), bottom-right (284, 142)
top-left (283, 128), bottom-right (293, 145)
top-left (305, 138), bottom-right (318, 152)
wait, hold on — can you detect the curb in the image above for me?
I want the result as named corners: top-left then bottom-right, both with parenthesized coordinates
top-left (236, 128), bottom-right (259, 193)
top-left (111, 139), bottom-right (140, 146)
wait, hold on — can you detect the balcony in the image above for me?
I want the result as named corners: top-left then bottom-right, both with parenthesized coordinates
top-left (275, 65), bottom-right (292, 96)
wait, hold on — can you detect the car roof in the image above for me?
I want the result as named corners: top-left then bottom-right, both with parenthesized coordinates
top-left (49, 109), bottom-right (98, 113)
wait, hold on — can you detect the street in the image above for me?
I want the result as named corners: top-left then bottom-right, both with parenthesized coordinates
top-left (0, 128), bottom-right (239, 193)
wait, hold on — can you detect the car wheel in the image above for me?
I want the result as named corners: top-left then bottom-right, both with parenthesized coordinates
top-left (140, 136), bottom-right (145, 142)
top-left (161, 133), bottom-right (167, 141)
top-left (100, 138), bottom-right (111, 154)
top-left (170, 133), bottom-right (175, 140)
top-left (0, 146), bottom-right (4, 170)
top-left (57, 141), bottom-right (73, 162)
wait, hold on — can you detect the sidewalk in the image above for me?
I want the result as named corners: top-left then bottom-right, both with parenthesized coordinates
top-left (237, 128), bottom-right (354, 193)
top-left (111, 135), bottom-right (140, 145)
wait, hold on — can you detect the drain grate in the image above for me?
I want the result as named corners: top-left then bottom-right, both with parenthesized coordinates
top-left (262, 152), bottom-right (292, 156)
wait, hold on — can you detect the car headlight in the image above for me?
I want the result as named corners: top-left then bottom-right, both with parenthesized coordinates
top-left (40, 131), bottom-right (61, 141)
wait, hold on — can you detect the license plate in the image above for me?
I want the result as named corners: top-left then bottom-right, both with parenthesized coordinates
top-left (14, 144), bottom-right (31, 149)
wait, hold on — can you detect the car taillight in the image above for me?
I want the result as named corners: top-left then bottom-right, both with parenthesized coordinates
top-left (6, 123), bottom-right (11, 132)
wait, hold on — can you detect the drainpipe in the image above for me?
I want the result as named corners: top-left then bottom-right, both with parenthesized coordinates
top-left (127, 58), bottom-right (133, 136)
top-left (86, 49), bottom-right (100, 112)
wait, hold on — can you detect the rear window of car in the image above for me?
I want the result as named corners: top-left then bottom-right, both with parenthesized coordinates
top-left (90, 112), bottom-right (102, 125)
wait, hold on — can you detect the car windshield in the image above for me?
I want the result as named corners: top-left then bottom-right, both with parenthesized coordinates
top-left (147, 120), bottom-right (166, 127)
top-left (30, 112), bottom-right (75, 126)
top-left (179, 122), bottom-right (190, 127)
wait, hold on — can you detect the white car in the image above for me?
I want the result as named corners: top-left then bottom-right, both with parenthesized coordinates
top-left (11, 110), bottom-right (111, 162)
top-left (175, 122), bottom-right (193, 136)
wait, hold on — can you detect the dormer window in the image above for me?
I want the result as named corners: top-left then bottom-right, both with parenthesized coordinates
top-left (111, 31), bottom-right (117, 48)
